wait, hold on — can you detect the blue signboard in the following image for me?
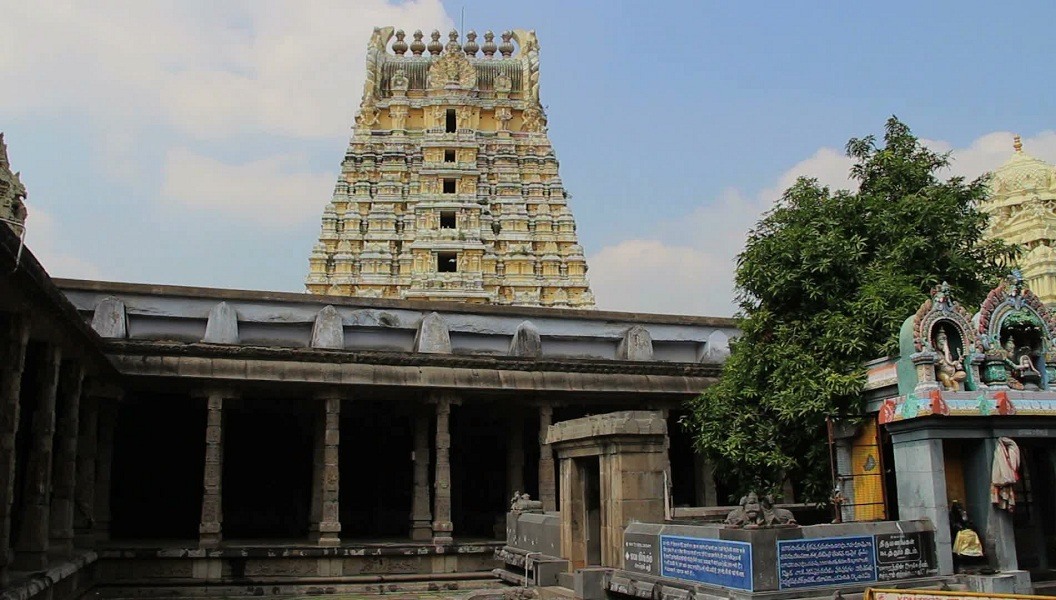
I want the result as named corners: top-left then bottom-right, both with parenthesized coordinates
top-left (777, 536), bottom-right (875, 590)
top-left (660, 535), bottom-right (753, 591)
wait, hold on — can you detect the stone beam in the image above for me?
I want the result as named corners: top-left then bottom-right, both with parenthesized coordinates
top-left (106, 352), bottom-right (716, 396)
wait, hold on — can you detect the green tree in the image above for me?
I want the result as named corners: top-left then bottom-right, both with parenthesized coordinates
top-left (683, 117), bottom-right (1017, 501)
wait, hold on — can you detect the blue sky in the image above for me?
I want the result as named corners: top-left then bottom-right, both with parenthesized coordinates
top-left (2, 1), bottom-right (1054, 316)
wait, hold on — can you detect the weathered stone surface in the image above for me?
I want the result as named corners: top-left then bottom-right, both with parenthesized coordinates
top-left (311, 305), bottom-right (344, 349)
top-left (617, 325), bottom-right (653, 361)
top-left (546, 410), bottom-right (666, 445)
top-left (91, 296), bottom-right (127, 339)
top-left (0, 312), bottom-right (30, 584)
top-left (414, 312), bottom-right (451, 354)
top-left (202, 302), bottom-right (238, 344)
top-left (508, 320), bottom-right (542, 358)
top-left (13, 345), bottom-right (62, 570)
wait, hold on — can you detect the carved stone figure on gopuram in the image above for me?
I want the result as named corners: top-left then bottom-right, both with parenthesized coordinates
top-left (305, 27), bottom-right (595, 308)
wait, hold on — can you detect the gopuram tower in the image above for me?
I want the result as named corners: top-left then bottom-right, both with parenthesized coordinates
top-left (982, 135), bottom-right (1056, 304)
top-left (306, 27), bottom-right (595, 308)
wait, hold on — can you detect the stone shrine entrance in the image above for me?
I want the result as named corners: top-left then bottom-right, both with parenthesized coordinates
top-left (546, 411), bottom-right (669, 570)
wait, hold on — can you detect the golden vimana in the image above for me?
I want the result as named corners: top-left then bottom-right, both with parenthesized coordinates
top-left (982, 135), bottom-right (1056, 305)
top-left (306, 27), bottom-right (595, 308)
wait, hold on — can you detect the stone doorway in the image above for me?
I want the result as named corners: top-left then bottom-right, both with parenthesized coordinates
top-left (579, 455), bottom-right (602, 566)
top-left (1013, 442), bottom-right (1056, 571)
top-left (548, 411), bottom-right (669, 570)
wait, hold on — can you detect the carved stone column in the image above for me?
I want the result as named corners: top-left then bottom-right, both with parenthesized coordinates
top-left (506, 412), bottom-right (524, 498)
top-left (0, 313), bottom-right (30, 585)
top-left (432, 394), bottom-right (454, 544)
top-left (13, 344), bottom-right (62, 571)
top-left (198, 390), bottom-right (227, 548)
top-left (93, 396), bottom-right (118, 542)
top-left (73, 394), bottom-right (99, 546)
top-left (410, 407), bottom-right (432, 541)
top-left (49, 361), bottom-right (85, 555)
top-left (309, 393), bottom-right (341, 546)
top-left (538, 403), bottom-right (556, 511)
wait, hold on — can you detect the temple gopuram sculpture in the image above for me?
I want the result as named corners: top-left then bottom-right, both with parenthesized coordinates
top-left (305, 28), bottom-right (595, 308)
top-left (0, 134), bottom-right (28, 232)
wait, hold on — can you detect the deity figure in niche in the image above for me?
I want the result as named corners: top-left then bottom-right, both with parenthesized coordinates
top-left (934, 326), bottom-right (967, 391)
top-left (1000, 336), bottom-right (1042, 390)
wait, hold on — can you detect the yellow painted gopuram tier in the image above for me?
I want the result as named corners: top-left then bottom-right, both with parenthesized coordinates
top-left (983, 136), bottom-right (1056, 305)
top-left (306, 28), bottom-right (595, 308)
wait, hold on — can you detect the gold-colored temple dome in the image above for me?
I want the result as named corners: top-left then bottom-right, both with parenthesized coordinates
top-left (989, 136), bottom-right (1056, 196)
top-left (982, 135), bottom-right (1056, 305)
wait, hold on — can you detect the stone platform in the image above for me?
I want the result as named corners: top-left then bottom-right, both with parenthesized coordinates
top-left (95, 540), bottom-right (503, 585)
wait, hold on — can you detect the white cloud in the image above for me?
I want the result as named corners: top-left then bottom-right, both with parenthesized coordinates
top-left (589, 130), bottom-right (1056, 317)
top-left (0, 1), bottom-right (453, 139)
top-left (21, 209), bottom-right (102, 279)
top-left (161, 147), bottom-right (334, 226)
top-left (589, 240), bottom-right (727, 317)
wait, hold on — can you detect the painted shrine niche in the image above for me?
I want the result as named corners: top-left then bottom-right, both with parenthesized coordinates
top-left (908, 282), bottom-right (979, 393)
top-left (977, 272), bottom-right (1056, 390)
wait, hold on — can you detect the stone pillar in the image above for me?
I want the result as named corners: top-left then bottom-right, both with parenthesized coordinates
top-left (506, 413), bottom-right (524, 498)
top-left (891, 436), bottom-right (953, 575)
top-left (410, 407), bottom-right (432, 541)
top-left (0, 313), bottom-right (30, 585)
top-left (538, 403), bottom-right (556, 511)
top-left (432, 394), bottom-right (454, 544)
top-left (13, 344), bottom-right (62, 571)
top-left (92, 397), bottom-right (118, 542)
top-left (73, 394), bottom-right (98, 547)
top-left (49, 361), bottom-right (85, 555)
top-left (198, 391), bottom-right (226, 548)
top-left (309, 394), bottom-right (341, 546)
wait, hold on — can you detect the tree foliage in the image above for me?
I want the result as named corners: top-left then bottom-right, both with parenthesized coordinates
top-left (683, 118), bottom-right (1017, 501)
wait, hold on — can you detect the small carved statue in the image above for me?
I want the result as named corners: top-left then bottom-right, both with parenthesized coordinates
top-left (510, 491), bottom-right (543, 513)
top-left (1002, 337), bottom-right (1041, 390)
top-left (934, 329), bottom-right (967, 391)
top-left (494, 72), bottom-right (513, 95)
top-left (761, 495), bottom-right (797, 527)
top-left (495, 107), bottom-right (513, 131)
top-left (724, 492), bottom-right (764, 528)
top-left (724, 492), bottom-right (797, 528)
top-left (521, 105), bottom-right (547, 133)
top-left (355, 99), bottom-right (381, 128)
top-left (390, 69), bottom-right (410, 94)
